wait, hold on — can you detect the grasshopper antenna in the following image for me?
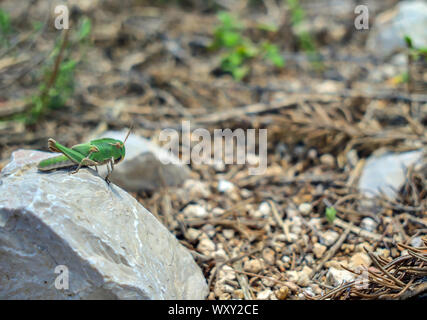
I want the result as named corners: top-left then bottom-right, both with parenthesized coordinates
top-left (124, 122), bottom-right (134, 144)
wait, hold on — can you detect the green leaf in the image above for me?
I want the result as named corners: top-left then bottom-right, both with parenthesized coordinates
top-left (222, 31), bottom-right (241, 47)
top-left (257, 23), bottom-right (278, 32)
top-left (217, 11), bottom-right (242, 30)
top-left (231, 65), bottom-right (249, 81)
top-left (404, 35), bottom-right (413, 49)
top-left (263, 42), bottom-right (285, 67)
top-left (78, 17), bottom-right (91, 41)
top-left (0, 9), bottom-right (11, 35)
top-left (325, 207), bottom-right (337, 223)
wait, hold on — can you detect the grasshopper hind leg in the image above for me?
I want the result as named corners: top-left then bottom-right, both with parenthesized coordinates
top-left (70, 152), bottom-right (99, 175)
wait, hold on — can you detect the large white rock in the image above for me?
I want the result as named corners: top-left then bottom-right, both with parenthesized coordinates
top-left (358, 149), bottom-right (424, 199)
top-left (367, 1), bottom-right (427, 58)
top-left (94, 131), bottom-right (190, 192)
top-left (0, 150), bottom-right (207, 299)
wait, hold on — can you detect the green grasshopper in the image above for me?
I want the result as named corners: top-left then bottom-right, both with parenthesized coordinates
top-left (37, 129), bottom-right (131, 183)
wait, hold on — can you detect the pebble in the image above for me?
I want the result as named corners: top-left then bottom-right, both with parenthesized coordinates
top-left (308, 149), bottom-right (317, 159)
top-left (212, 207), bottom-right (225, 216)
top-left (286, 266), bottom-right (312, 287)
top-left (360, 217), bottom-right (378, 232)
top-left (320, 154), bottom-right (335, 167)
top-left (183, 179), bottom-right (211, 198)
top-left (286, 207), bottom-right (299, 218)
top-left (257, 289), bottom-right (273, 300)
top-left (214, 248), bottom-right (228, 262)
top-left (313, 243), bottom-right (327, 259)
top-left (375, 248), bottom-right (390, 259)
top-left (298, 203), bottom-right (312, 215)
top-left (262, 248), bottom-right (276, 265)
top-left (218, 265), bottom-right (236, 281)
top-left (240, 188), bottom-right (252, 199)
top-left (320, 230), bottom-right (339, 246)
top-left (275, 287), bottom-right (289, 300)
top-left (308, 218), bottom-right (322, 229)
top-left (349, 252), bottom-right (371, 269)
top-left (202, 224), bottom-right (216, 238)
top-left (186, 228), bottom-right (202, 241)
top-left (217, 179), bottom-right (235, 193)
top-left (411, 236), bottom-right (423, 248)
top-left (281, 255), bottom-right (291, 264)
top-left (219, 293), bottom-right (231, 300)
top-left (346, 149), bottom-right (359, 168)
top-left (303, 287), bottom-right (315, 298)
top-left (257, 202), bottom-right (272, 217)
top-left (222, 229), bottom-right (235, 240)
top-left (261, 277), bottom-right (276, 287)
top-left (183, 204), bottom-right (208, 218)
top-left (213, 160), bottom-right (226, 172)
top-left (304, 254), bottom-right (314, 265)
top-left (356, 242), bottom-right (373, 253)
top-left (297, 266), bottom-right (312, 287)
top-left (233, 289), bottom-right (244, 299)
top-left (326, 267), bottom-right (355, 286)
top-left (287, 233), bottom-right (299, 242)
top-left (197, 237), bottom-right (216, 254)
top-left (243, 259), bottom-right (264, 273)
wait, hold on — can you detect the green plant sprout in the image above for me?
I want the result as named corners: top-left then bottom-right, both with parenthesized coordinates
top-left (286, 0), bottom-right (322, 70)
top-left (27, 17), bottom-right (92, 124)
top-left (404, 35), bottom-right (427, 61)
top-left (0, 9), bottom-right (12, 47)
top-left (325, 206), bottom-right (336, 223)
top-left (211, 11), bottom-right (284, 81)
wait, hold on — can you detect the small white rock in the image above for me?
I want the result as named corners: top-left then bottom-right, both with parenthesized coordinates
top-left (281, 255), bottom-right (291, 264)
top-left (214, 249), bottom-right (228, 262)
top-left (313, 243), bottom-right (327, 259)
top-left (212, 207), bottom-right (225, 216)
top-left (257, 289), bottom-right (273, 300)
top-left (213, 160), bottom-right (226, 172)
top-left (243, 259), bottom-right (264, 273)
top-left (183, 179), bottom-right (211, 198)
top-left (349, 252), bottom-right (371, 269)
top-left (218, 265), bottom-right (236, 281)
top-left (197, 237), bottom-right (216, 254)
top-left (217, 180), bottom-right (235, 193)
top-left (222, 229), bottom-right (235, 239)
top-left (186, 228), bottom-right (202, 241)
top-left (298, 203), bottom-right (312, 215)
top-left (321, 230), bottom-right (339, 246)
top-left (320, 154), bottom-right (335, 167)
top-left (252, 202), bottom-right (271, 218)
top-left (411, 236), bottom-right (423, 248)
top-left (326, 267), bottom-right (355, 286)
top-left (183, 204), bottom-right (208, 218)
top-left (360, 217), bottom-right (378, 232)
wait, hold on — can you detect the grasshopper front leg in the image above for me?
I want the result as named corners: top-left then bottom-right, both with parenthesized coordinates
top-left (104, 157), bottom-right (115, 184)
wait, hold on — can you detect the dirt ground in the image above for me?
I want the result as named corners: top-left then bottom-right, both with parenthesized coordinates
top-left (0, 0), bottom-right (426, 299)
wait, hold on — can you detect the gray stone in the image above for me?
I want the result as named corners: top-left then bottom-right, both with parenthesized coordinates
top-left (0, 150), bottom-right (207, 299)
top-left (358, 150), bottom-right (424, 199)
top-left (95, 131), bottom-right (190, 192)
top-left (367, 1), bottom-right (427, 59)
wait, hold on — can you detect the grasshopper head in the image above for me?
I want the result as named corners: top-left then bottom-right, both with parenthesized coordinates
top-left (111, 141), bottom-right (125, 164)
top-left (112, 125), bottom-right (132, 164)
